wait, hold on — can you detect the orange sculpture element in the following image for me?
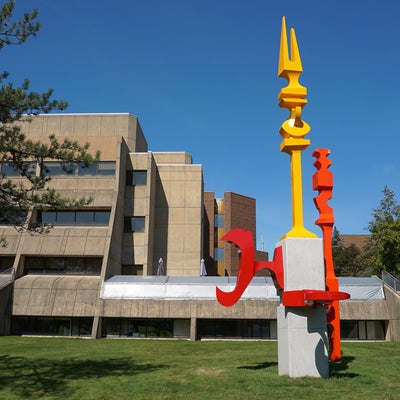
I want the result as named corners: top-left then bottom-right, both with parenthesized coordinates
top-left (216, 229), bottom-right (283, 307)
top-left (278, 17), bottom-right (316, 239)
top-left (312, 148), bottom-right (345, 362)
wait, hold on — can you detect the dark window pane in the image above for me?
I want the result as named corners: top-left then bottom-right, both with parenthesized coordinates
top-left (79, 163), bottom-right (97, 176)
top-left (1, 163), bottom-right (20, 176)
top-left (122, 264), bottom-right (143, 275)
top-left (130, 217), bottom-right (145, 232)
top-left (11, 316), bottom-right (29, 335)
top-left (55, 318), bottom-right (71, 336)
top-left (94, 211), bottom-right (110, 225)
top-left (215, 214), bottom-right (224, 227)
top-left (40, 211), bottom-right (57, 225)
top-left (56, 211), bottom-right (76, 225)
top-left (0, 208), bottom-right (27, 225)
top-left (36, 317), bottom-right (55, 335)
top-left (85, 258), bottom-right (102, 275)
top-left (46, 258), bottom-right (65, 273)
top-left (66, 258), bottom-right (85, 274)
top-left (43, 162), bottom-right (62, 176)
top-left (97, 162), bottom-right (115, 175)
top-left (61, 162), bottom-right (78, 175)
top-left (23, 162), bottom-right (37, 177)
top-left (341, 320), bottom-right (358, 339)
top-left (105, 318), bottom-right (121, 336)
top-left (214, 248), bottom-right (224, 261)
top-left (78, 318), bottom-right (93, 336)
top-left (0, 256), bottom-right (14, 272)
top-left (25, 257), bottom-right (46, 274)
top-left (1, 162), bottom-right (36, 177)
top-left (133, 171), bottom-right (147, 185)
top-left (75, 211), bottom-right (94, 225)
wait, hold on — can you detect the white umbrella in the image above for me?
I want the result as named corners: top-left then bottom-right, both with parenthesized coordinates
top-left (199, 259), bottom-right (207, 277)
top-left (157, 258), bottom-right (165, 276)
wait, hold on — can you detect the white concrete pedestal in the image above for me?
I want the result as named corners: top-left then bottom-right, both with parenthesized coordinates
top-left (277, 237), bottom-right (329, 378)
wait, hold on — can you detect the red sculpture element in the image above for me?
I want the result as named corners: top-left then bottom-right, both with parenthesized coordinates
top-left (312, 148), bottom-right (349, 362)
top-left (282, 289), bottom-right (349, 307)
top-left (216, 229), bottom-right (283, 307)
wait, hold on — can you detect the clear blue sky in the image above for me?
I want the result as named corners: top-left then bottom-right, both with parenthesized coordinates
top-left (4, 0), bottom-right (400, 254)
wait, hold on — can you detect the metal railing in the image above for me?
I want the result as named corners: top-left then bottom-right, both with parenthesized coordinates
top-left (382, 270), bottom-right (400, 292)
top-left (0, 267), bottom-right (15, 291)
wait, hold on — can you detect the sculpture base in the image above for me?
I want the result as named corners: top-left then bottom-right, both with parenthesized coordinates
top-left (277, 305), bottom-right (329, 378)
top-left (277, 237), bottom-right (329, 378)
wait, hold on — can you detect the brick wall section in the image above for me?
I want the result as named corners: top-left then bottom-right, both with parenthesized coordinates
top-left (340, 234), bottom-right (369, 250)
top-left (224, 193), bottom-right (256, 275)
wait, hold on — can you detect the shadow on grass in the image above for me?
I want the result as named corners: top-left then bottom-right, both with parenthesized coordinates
top-left (0, 355), bottom-right (169, 398)
top-left (238, 361), bottom-right (278, 370)
top-left (330, 356), bottom-right (359, 378)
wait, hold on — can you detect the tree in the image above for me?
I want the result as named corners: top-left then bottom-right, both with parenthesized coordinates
top-left (332, 226), bottom-right (369, 276)
top-left (0, 1), bottom-right (99, 231)
top-left (364, 186), bottom-right (400, 276)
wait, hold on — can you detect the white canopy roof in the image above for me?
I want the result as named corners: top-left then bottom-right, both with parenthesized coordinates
top-left (101, 276), bottom-right (385, 301)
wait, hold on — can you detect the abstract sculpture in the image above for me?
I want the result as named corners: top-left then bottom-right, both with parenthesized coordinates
top-left (216, 17), bottom-right (349, 378)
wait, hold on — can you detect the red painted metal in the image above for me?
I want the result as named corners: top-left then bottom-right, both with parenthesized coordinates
top-left (282, 289), bottom-right (350, 307)
top-left (216, 229), bottom-right (283, 307)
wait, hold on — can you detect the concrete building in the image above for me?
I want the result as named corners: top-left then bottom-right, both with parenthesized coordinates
top-left (0, 113), bottom-right (398, 341)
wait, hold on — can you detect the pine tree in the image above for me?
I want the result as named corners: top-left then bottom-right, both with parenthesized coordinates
top-left (0, 1), bottom-right (99, 230)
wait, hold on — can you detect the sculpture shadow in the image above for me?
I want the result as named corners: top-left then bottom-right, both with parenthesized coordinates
top-left (0, 355), bottom-right (169, 398)
top-left (329, 355), bottom-right (359, 378)
top-left (238, 361), bottom-right (278, 370)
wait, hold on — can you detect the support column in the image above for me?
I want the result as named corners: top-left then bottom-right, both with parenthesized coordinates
top-left (91, 316), bottom-right (102, 339)
top-left (190, 317), bottom-right (197, 341)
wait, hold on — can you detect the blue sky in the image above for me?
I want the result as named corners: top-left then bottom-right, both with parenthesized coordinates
top-left (4, 0), bottom-right (400, 253)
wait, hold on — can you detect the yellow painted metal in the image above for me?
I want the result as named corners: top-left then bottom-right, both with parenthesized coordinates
top-left (278, 17), bottom-right (316, 239)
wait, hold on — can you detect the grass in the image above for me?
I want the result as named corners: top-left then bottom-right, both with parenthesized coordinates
top-left (0, 337), bottom-right (399, 400)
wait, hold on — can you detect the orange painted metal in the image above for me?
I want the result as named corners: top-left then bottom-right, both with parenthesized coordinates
top-left (312, 148), bottom-right (349, 362)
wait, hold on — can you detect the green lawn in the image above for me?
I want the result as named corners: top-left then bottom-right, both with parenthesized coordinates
top-left (0, 337), bottom-right (398, 400)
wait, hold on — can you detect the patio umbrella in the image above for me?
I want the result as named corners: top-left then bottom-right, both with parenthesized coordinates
top-left (157, 258), bottom-right (165, 276)
top-left (199, 259), bottom-right (207, 277)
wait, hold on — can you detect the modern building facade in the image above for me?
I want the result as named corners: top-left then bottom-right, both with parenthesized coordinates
top-left (0, 113), bottom-right (398, 342)
top-left (203, 192), bottom-right (268, 276)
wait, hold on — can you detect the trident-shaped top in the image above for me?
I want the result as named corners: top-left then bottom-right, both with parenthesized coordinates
top-left (278, 17), bottom-right (307, 121)
top-left (278, 16), bottom-right (303, 77)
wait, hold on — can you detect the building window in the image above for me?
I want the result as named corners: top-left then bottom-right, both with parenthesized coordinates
top-left (0, 209), bottom-right (28, 226)
top-left (24, 257), bottom-right (102, 275)
top-left (0, 256), bottom-right (14, 273)
top-left (197, 319), bottom-right (276, 340)
top-left (124, 217), bottom-right (145, 232)
top-left (38, 210), bottom-right (110, 226)
top-left (126, 170), bottom-right (147, 186)
top-left (11, 316), bottom-right (93, 337)
top-left (41, 161), bottom-right (115, 177)
top-left (1, 162), bottom-right (37, 177)
top-left (96, 161), bottom-right (116, 176)
top-left (340, 320), bottom-right (386, 340)
top-left (103, 318), bottom-right (176, 338)
top-left (121, 264), bottom-right (143, 275)
top-left (214, 248), bottom-right (224, 261)
top-left (215, 214), bottom-right (224, 228)
top-left (42, 162), bottom-right (77, 176)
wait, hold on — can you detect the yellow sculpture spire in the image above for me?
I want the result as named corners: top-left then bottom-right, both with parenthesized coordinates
top-left (278, 17), bottom-right (316, 239)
